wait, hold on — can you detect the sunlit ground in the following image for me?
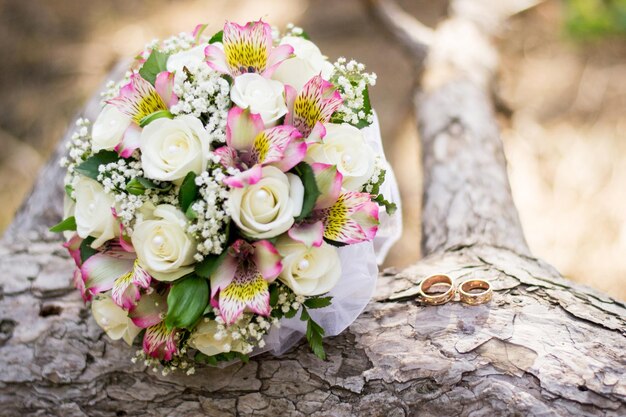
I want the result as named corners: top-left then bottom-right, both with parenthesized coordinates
top-left (0, 0), bottom-right (623, 299)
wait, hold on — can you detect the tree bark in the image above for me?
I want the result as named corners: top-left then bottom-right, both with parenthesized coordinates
top-left (1, 2), bottom-right (625, 416)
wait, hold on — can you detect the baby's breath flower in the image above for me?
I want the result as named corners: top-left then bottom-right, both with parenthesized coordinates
top-left (330, 58), bottom-right (377, 127)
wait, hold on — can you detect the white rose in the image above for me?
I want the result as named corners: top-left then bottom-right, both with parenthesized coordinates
top-left (140, 115), bottom-right (210, 183)
top-left (272, 36), bottom-right (335, 91)
top-left (91, 105), bottom-right (131, 152)
top-left (92, 295), bottom-right (141, 345)
top-left (74, 176), bottom-right (119, 249)
top-left (230, 73), bottom-right (287, 127)
top-left (131, 204), bottom-right (197, 281)
top-left (188, 320), bottom-right (248, 356)
top-left (276, 236), bottom-right (341, 296)
top-left (166, 44), bottom-right (209, 83)
top-left (228, 166), bottom-right (304, 239)
top-left (306, 123), bottom-right (376, 191)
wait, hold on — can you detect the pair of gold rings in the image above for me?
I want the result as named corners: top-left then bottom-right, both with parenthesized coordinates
top-left (418, 274), bottom-right (492, 306)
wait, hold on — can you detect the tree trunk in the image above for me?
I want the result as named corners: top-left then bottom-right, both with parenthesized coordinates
top-left (1, 2), bottom-right (625, 416)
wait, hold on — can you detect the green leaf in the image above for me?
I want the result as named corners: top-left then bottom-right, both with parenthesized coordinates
top-left (195, 351), bottom-right (217, 365)
top-left (185, 204), bottom-right (198, 220)
top-left (165, 275), bottom-right (209, 330)
top-left (49, 216), bottom-right (77, 233)
top-left (179, 172), bottom-right (198, 213)
top-left (74, 150), bottom-right (120, 180)
top-left (352, 85), bottom-right (372, 129)
top-left (300, 306), bottom-right (310, 322)
top-left (139, 49), bottom-right (170, 85)
top-left (79, 237), bottom-right (97, 263)
top-left (126, 176), bottom-right (171, 196)
top-left (208, 30), bottom-right (223, 44)
top-left (373, 194), bottom-right (397, 215)
top-left (194, 250), bottom-right (228, 278)
top-left (284, 307), bottom-right (298, 319)
top-left (293, 162), bottom-right (321, 222)
top-left (126, 178), bottom-right (147, 195)
top-left (194, 350), bottom-right (249, 366)
top-left (304, 296), bottom-right (333, 309)
top-left (296, 30), bottom-right (311, 40)
top-left (64, 184), bottom-right (74, 200)
top-left (139, 109), bottom-right (173, 127)
top-left (269, 285), bottom-right (280, 307)
top-left (306, 316), bottom-right (326, 360)
top-left (330, 85), bottom-right (373, 129)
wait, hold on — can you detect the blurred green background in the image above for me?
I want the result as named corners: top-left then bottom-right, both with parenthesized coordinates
top-left (0, 0), bottom-right (624, 299)
top-left (566, 0), bottom-right (626, 37)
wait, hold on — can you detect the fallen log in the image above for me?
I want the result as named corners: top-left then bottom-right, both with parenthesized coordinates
top-left (0, 1), bottom-right (624, 416)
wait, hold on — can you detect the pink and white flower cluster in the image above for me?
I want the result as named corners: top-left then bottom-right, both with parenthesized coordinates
top-left (56, 20), bottom-right (393, 371)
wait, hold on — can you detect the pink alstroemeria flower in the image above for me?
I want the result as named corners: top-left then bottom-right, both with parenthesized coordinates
top-left (285, 75), bottom-right (343, 139)
top-left (143, 322), bottom-right (177, 361)
top-left (215, 107), bottom-right (306, 188)
top-left (289, 163), bottom-right (379, 246)
top-left (127, 291), bottom-right (177, 361)
top-left (64, 234), bottom-right (91, 302)
top-left (106, 72), bottom-right (178, 157)
top-left (205, 20), bottom-right (293, 77)
top-left (80, 247), bottom-right (152, 309)
top-left (210, 239), bottom-right (283, 325)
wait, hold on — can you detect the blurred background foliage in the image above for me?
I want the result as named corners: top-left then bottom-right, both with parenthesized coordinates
top-left (565, 0), bottom-right (626, 37)
top-left (0, 0), bottom-right (624, 300)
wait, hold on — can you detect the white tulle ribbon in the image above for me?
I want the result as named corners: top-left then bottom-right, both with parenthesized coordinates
top-left (260, 112), bottom-right (403, 356)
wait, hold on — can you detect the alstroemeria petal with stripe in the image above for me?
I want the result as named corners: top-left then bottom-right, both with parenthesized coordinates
top-left (253, 125), bottom-right (305, 169)
top-left (205, 20), bottom-right (293, 77)
top-left (225, 107), bottom-right (264, 153)
top-left (111, 260), bottom-right (152, 309)
top-left (219, 108), bottom-right (306, 187)
top-left (316, 191), bottom-right (379, 245)
top-left (219, 270), bottom-right (270, 325)
top-left (107, 73), bottom-right (169, 124)
top-left (72, 268), bottom-right (90, 303)
top-left (81, 253), bottom-right (135, 296)
top-left (143, 321), bottom-right (177, 361)
top-left (129, 291), bottom-right (167, 329)
top-left (211, 239), bottom-right (282, 325)
top-left (287, 75), bottom-right (343, 138)
top-left (311, 163), bottom-right (343, 209)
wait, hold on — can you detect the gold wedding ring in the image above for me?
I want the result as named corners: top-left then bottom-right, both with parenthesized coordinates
top-left (458, 279), bottom-right (493, 305)
top-left (418, 274), bottom-right (455, 305)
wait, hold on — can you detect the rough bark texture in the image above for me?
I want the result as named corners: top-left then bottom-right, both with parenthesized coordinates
top-left (1, 1), bottom-right (625, 416)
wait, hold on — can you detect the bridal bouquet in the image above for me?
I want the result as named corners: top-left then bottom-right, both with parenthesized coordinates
top-left (52, 20), bottom-right (400, 373)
